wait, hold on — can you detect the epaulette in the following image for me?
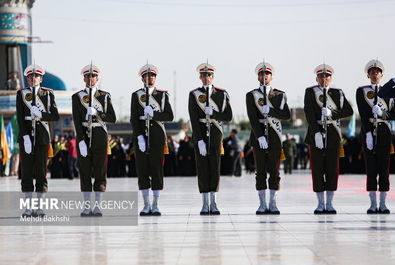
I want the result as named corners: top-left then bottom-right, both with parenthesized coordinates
top-left (357, 85), bottom-right (371, 89)
top-left (41, 87), bottom-right (53, 91)
top-left (156, 88), bottom-right (168, 92)
top-left (214, 87), bottom-right (226, 91)
top-left (273, 88), bottom-right (285, 93)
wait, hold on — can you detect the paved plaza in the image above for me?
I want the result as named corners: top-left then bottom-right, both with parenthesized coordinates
top-left (0, 171), bottom-right (394, 265)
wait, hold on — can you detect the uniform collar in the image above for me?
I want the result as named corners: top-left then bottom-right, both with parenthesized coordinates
top-left (142, 86), bottom-right (155, 95)
top-left (370, 84), bottom-right (380, 90)
top-left (202, 85), bottom-right (214, 96)
top-left (259, 85), bottom-right (271, 94)
top-left (85, 86), bottom-right (98, 95)
top-left (30, 86), bottom-right (40, 95)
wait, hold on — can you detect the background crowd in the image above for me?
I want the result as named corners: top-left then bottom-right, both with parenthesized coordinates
top-left (6, 130), bottom-right (388, 180)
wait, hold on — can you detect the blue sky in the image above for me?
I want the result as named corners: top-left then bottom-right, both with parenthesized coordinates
top-left (31, 0), bottom-right (395, 121)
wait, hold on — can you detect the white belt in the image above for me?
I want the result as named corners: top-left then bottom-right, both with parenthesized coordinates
top-left (24, 116), bottom-right (33, 120)
top-left (82, 122), bottom-right (102, 127)
top-left (369, 118), bottom-right (388, 123)
top-left (317, 120), bottom-right (338, 125)
top-left (258, 119), bottom-right (269, 123)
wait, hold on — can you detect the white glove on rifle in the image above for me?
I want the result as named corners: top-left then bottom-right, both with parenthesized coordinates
top-left (144, 106), bottom-right (154, 118)
top-left (372, 105), bottom-right (383, 117)
top-left (31, 106), bottom-right (42, 119)
top-left (137, 135), bottom-right (146, 152)
top-left (86, 107), bottom-right (97, 120)
top-left (262, 105), bottom-right (270, 115)
top-left (23, 135), bottom-right (32, 154)
top-left (315, 132), bottom-right (324, 149)
top-left (366, 132), bottom-right (373, 151)
top-left (257, 136), bottom-right (268, 149)
top-left (79, 140), bottom-right (88, 157)
top-left (205, 106), bottom-right (213, 116)
top-left (321, 107), bottom-right (332, 117)
top-left (198, 140), bottom-right (207, 156)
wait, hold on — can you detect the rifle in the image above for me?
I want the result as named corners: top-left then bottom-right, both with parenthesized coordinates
top-left (262, 60), bottom-right (269, 153)
top-left (373, 84), bottom-right (378, 154)
top-left (205, 60), bottom-right (211, 155)
top-left (145, 64), bottom-right (151, 154)
top-left (87, 61), bottom-right (93, 149)
top-left (31, 62), bottom-right (37, 154)
top-left (205, 83), bottom-right (211, 155)
top-left (321, 64), bottom-right (328, 154)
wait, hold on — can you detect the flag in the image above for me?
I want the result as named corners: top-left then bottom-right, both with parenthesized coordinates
top-left (0, 115), bottom-right (10, 166)
top-left (346, 113), bottom-right (356, 138)
top-left (6, 121), bottom-right (13, 154)
top-left (9, 114), bottom-right (19, 154)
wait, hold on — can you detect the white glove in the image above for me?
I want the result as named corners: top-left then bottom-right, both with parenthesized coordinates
top-left (137, 135), bottom-right (146, 152)
top-left (23, 135), bottom-right (32, 154)
top-left (205, 106), bottom-right (213, 116)
top-left (314, 132), bottom-right (324, 149)
top-left (85, 107), bottom-right (98, 120)
top-left (198, 140), bottom-right (207, 156)
top-left (144, 106), bottom-right (154, 118)
top-left (31, 106), bottom-right (42, 119)
top-left (78, 140), bottom-right (88, 157)
top-left (262, 105), bottom-right (270, 114)
top-left (372, 105), bottom-right (383, 117)
top-left (366, 132), bottom-right (373, 150)
top-left (87, 107), bottom-right (97, 116)
top-left (321, 107), bottom-right (332, 117)
top-left (257, 136), bottom-right (268, 149)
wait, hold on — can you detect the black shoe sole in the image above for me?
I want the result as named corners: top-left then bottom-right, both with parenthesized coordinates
top-left (268, 211), bottom-right (280, 215)
top-left (325, 210), bottom-right (337, 214)
top-left (378, 209), bottom-right (390, 214)
top-left (314, 210), bottom-right (325, 215)
top-left (91, 213), bottom-right (103, 217)
top-left (209, 211), bottom-right (220, 215)
top-left (367, 209), bottom-right (378, 214)
top-left (21, 214), bottom-right (32, 217)
top-left (200, 211), bottom-right (210, 215)
top-left (256, 211), bottom-right (269, 215)
top-left (81, 212), bottom-right (92, 217)
top-left (139, 212), bottom-right (152, 216)
top-left (151, 212), bottom-right (161, 216)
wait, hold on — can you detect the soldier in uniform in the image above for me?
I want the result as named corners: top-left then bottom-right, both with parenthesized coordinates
top-left (72, 64), bottom-right (116, 217)
top-left (304, 64), bottom-right (353, 214)
top-left (130, 64), bottom-right (173, 216)
top-left (246, 62), bottom-right (290, 215)
top-left (188, 62), bottom-right (232, 215)
top-left (17, 64), bottom-right (59, 217)
top-left (356, 60), bottom-right (395, 214)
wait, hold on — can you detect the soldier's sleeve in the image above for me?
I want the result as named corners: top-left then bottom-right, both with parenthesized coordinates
top-left (98, 93), bottom-right (116, 123)
top-left (72, 94), bottom-right (87, 143)
top-left (188, 91), bottom-right (203, 141)
top-left (386, 99), bottom-right (395, 120)
top-left (211, 91), bottom-right (232, 122)
top-left (246, 92), bottom-right (264, 138)
top-left (268, 93), bottom-right (291, 120)
top-left (130, 92), bottom-right (144, 137)
top-left (331, 90), bottom-right (353, 120)
top-left (303, 88), bottom-right (321, 134)
top-left (356, 88), bottom-right (373, 133)
top-left (16, 90), bottom-right (28, 137)
top-left (153, 92), bottom-right (174, 122)
top-left (41, 92), bottom-right (59, 121)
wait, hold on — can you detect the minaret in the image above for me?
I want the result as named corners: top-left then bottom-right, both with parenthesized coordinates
top-left (0, 0), bottom-right (35, 87)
